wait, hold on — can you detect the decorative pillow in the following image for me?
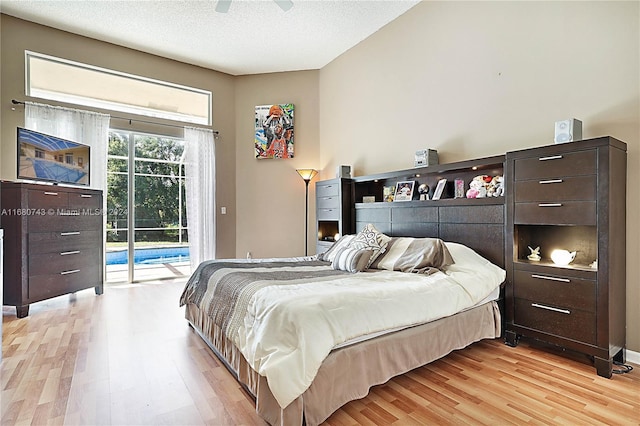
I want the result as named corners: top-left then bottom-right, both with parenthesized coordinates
top-left (350, 224), bottom-right (391, 268)
top-left (370, 237), bottom-right (454, 274)
top-left (331, 246), bottom-right (374, 273)
top-left (317, 234), bottom-right (355, 263)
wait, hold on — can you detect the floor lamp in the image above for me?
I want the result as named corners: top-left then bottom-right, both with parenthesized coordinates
top-left (296, 168), bottom-right (318, 256)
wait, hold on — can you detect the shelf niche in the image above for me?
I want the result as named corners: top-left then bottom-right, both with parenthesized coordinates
top-left (515, 225), bottom-right (597, 271)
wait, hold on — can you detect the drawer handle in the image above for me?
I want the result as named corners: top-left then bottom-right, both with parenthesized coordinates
top-left (44, 191), bottom-right (59, 196)
top-left (61, 231), bottom-right (80, 236)
top-left (539, 179), bottom-right (563, 184)
top-left (531, 303), bottom-right (570, 314)
top-left (61, 269), bottom-right (81, 275)
top-left (539, 155), bottom-right (563, 161)
top-left (60, 251), bottom-right (80, 256)
top-left (531, 274), bottom-right (571, 283)
top-left (80, 194), bottom-right (93, 198)
top-left (323, 197), bottom-right (334, 201)
top-left (538, 203), bottom-right (562, 207)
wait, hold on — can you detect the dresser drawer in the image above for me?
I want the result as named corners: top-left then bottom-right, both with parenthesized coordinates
top-left (68, 191), bottom-right (101, 209)
top-left (514, 298), bottom-right (596, 344)
top-left (514, 150), bottom-right (596, 181)
top-left (29, 248), bottom-right (100, 276)
top-left (514, 175), bottom-right (596, 203)
top-left (317, 208), bottom-right (340, 220)
top-left (317, 195), bottom-right (340, 209)
top-left (316, 182), bottom-right (340, 198)
top-left (28, 265), bottom-right (100, 300)
top-left (513, 269), bottom-right (596, 312)
top-left (515, 201), bottom-right (596, 225)
top-left (28, 189), bottom-right (69, 209)
top-left (28, 213), bottom-right (102, 232)
top-left (29, 230), bottom-right (101, 254)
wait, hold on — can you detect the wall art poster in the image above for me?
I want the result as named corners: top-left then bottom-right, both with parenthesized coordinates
top-left (255, 103), bottom-right (294, 159)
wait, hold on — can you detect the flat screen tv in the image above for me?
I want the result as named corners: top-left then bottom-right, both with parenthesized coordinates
top-left (17, 127), bottom-right (90, 186)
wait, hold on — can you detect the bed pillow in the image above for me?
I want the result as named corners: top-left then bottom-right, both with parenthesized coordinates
top-left (317, 234), bottom-right (355, 263)
top-left (350, 223), bottom-right (392, 268)
top-left (370, 237), bottom-right (454, 274)
top-left (331, 246), bottom-right (374, 273)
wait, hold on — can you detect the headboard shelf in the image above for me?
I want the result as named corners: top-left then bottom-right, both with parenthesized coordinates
top-left (353, 155), bottom-right (505, 203)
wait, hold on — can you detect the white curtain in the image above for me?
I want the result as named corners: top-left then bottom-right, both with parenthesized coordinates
top-left (24, 102), bottom-right (110, 196)
top-left (183, 126), bottom-right (216, 270)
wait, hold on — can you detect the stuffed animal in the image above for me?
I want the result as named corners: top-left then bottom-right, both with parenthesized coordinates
top-left (492, 175), bottom-right (504, 197)
top-left (466, 175), bottom-right (488, 198)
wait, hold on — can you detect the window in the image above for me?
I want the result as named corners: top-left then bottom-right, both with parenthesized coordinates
top-left (106, 130), bottom-right (189, 282)
top-left (65, 153), bottom-right (73, 164)
top-left (26, 51), bottom-right (212, 125)
top-left (35, 149), bottom-right (44, 159)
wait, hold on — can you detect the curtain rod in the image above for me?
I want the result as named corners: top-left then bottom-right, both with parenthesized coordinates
top-left (11, 99), bottom-right (219, 135)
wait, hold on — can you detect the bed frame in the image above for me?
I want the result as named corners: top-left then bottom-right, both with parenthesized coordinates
top-left (185, 159), bottom-right (507, 425)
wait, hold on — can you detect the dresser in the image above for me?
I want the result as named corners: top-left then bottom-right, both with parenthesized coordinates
top-left (1, 182), bottom-right (104, 318)
top-left (315, 178), bottom-right (354, 255)
top-left (504, 137), bottom-right (626, 377)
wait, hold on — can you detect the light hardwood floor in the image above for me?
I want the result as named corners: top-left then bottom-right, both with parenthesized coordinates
top-left (2, 278), bottom-right (639, 425)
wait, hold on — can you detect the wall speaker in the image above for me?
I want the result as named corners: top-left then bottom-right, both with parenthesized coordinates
top-left (554, 118), bottom-right (582, 144)
top-left (336, 165), bottom-right (351, 178)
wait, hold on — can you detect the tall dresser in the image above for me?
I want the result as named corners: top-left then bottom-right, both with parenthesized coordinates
top-left (315, 178), bottom-right (354, 255)
top-left (504, 137), bottom-right (626, 377)
top-left (1, 182), bottom-right (104, 318)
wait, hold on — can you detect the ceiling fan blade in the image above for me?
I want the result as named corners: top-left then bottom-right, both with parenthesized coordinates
top-left (274, 0), bottom-right (293, 12)
top-left (215, 0), bottom-right (232, 13)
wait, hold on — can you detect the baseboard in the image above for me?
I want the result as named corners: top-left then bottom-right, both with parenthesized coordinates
top-left (625, 348), bottom-right (640, 366)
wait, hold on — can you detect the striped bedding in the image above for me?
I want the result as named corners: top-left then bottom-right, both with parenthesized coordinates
top-left (179, 246), bottom-right (505, 410)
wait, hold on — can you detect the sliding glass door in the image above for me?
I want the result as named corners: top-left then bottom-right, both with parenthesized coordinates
top-left (106, 130), bottom-right (190, 282)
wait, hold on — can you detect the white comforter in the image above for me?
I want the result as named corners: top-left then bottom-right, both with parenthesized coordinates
top-left (234, 243), bottom-right (505, 409)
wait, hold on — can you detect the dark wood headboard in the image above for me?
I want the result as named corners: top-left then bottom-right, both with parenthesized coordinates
top-left (355, 198), bottom-right (505, 269)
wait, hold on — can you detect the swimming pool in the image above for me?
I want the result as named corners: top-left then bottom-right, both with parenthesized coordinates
top-left (106, 246), bottom-right (190, 265)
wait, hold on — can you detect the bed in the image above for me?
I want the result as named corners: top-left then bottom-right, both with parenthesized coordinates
top-left (180, 223), bottom-right (506, 425)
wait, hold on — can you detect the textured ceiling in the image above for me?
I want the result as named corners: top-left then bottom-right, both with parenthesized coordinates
top-left (0, 0), bottom-right (420, 75)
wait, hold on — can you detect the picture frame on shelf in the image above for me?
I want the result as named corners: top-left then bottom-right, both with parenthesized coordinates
top-left (393, 181), bottom-right (415, 202)
top-left (454, 179), bottom-right (465, 198)
top-left (383, 185), bottom-right (396, 202)
top-left (432, 178), bottom-right (447, 200)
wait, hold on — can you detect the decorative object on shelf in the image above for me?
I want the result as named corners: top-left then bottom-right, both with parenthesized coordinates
top-left (590, 259), bottom-right (598, 269)
top-left (362, 196), bottom-right (375, 203)
top-left (336, 165), bottom-right (351, 178)
top-left (414, 149), bottom-right (439, 167)
top-left (255, 103), bottom-right (294, 159)
top-left (489, 175), bottom-right (504, 197)
top-left (554, 118), bottom-right (582, 144)
top-left (432, 178), bottom-right (447, 200)
top-left (418, 183), bottom-right (430, 200)
top-left (550, 249), bottom-right (577, 266)
top-left (393, 181), bottom-right (415, 202)
top-left (527, 246), bottom-right (541, 261)
top-left (466, 175), bottom-right (491, 198)
top-left (296, 168), bottom-right (318, 256)
top-left (454, 179), bottom-right (465, 199)
top-left (383, 185), bottom-right (395, 202)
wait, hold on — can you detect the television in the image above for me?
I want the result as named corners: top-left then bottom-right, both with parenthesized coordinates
top-left (17, 127), bottom-right (90, 186)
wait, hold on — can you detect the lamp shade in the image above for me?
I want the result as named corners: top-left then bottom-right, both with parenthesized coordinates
top-left (296, 168), bottom-right (318, 181)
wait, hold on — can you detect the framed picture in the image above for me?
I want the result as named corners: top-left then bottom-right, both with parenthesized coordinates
top-left (432, 178), bottom-right (447, 200)
top-left (383, 185), bottom-right (396, 202)
top-left (454, 178), bottom-right (465, 198)
top-left (393, 181), bottom-right (415, 202)
top-left (255, 103), bottom-right (295, 159)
